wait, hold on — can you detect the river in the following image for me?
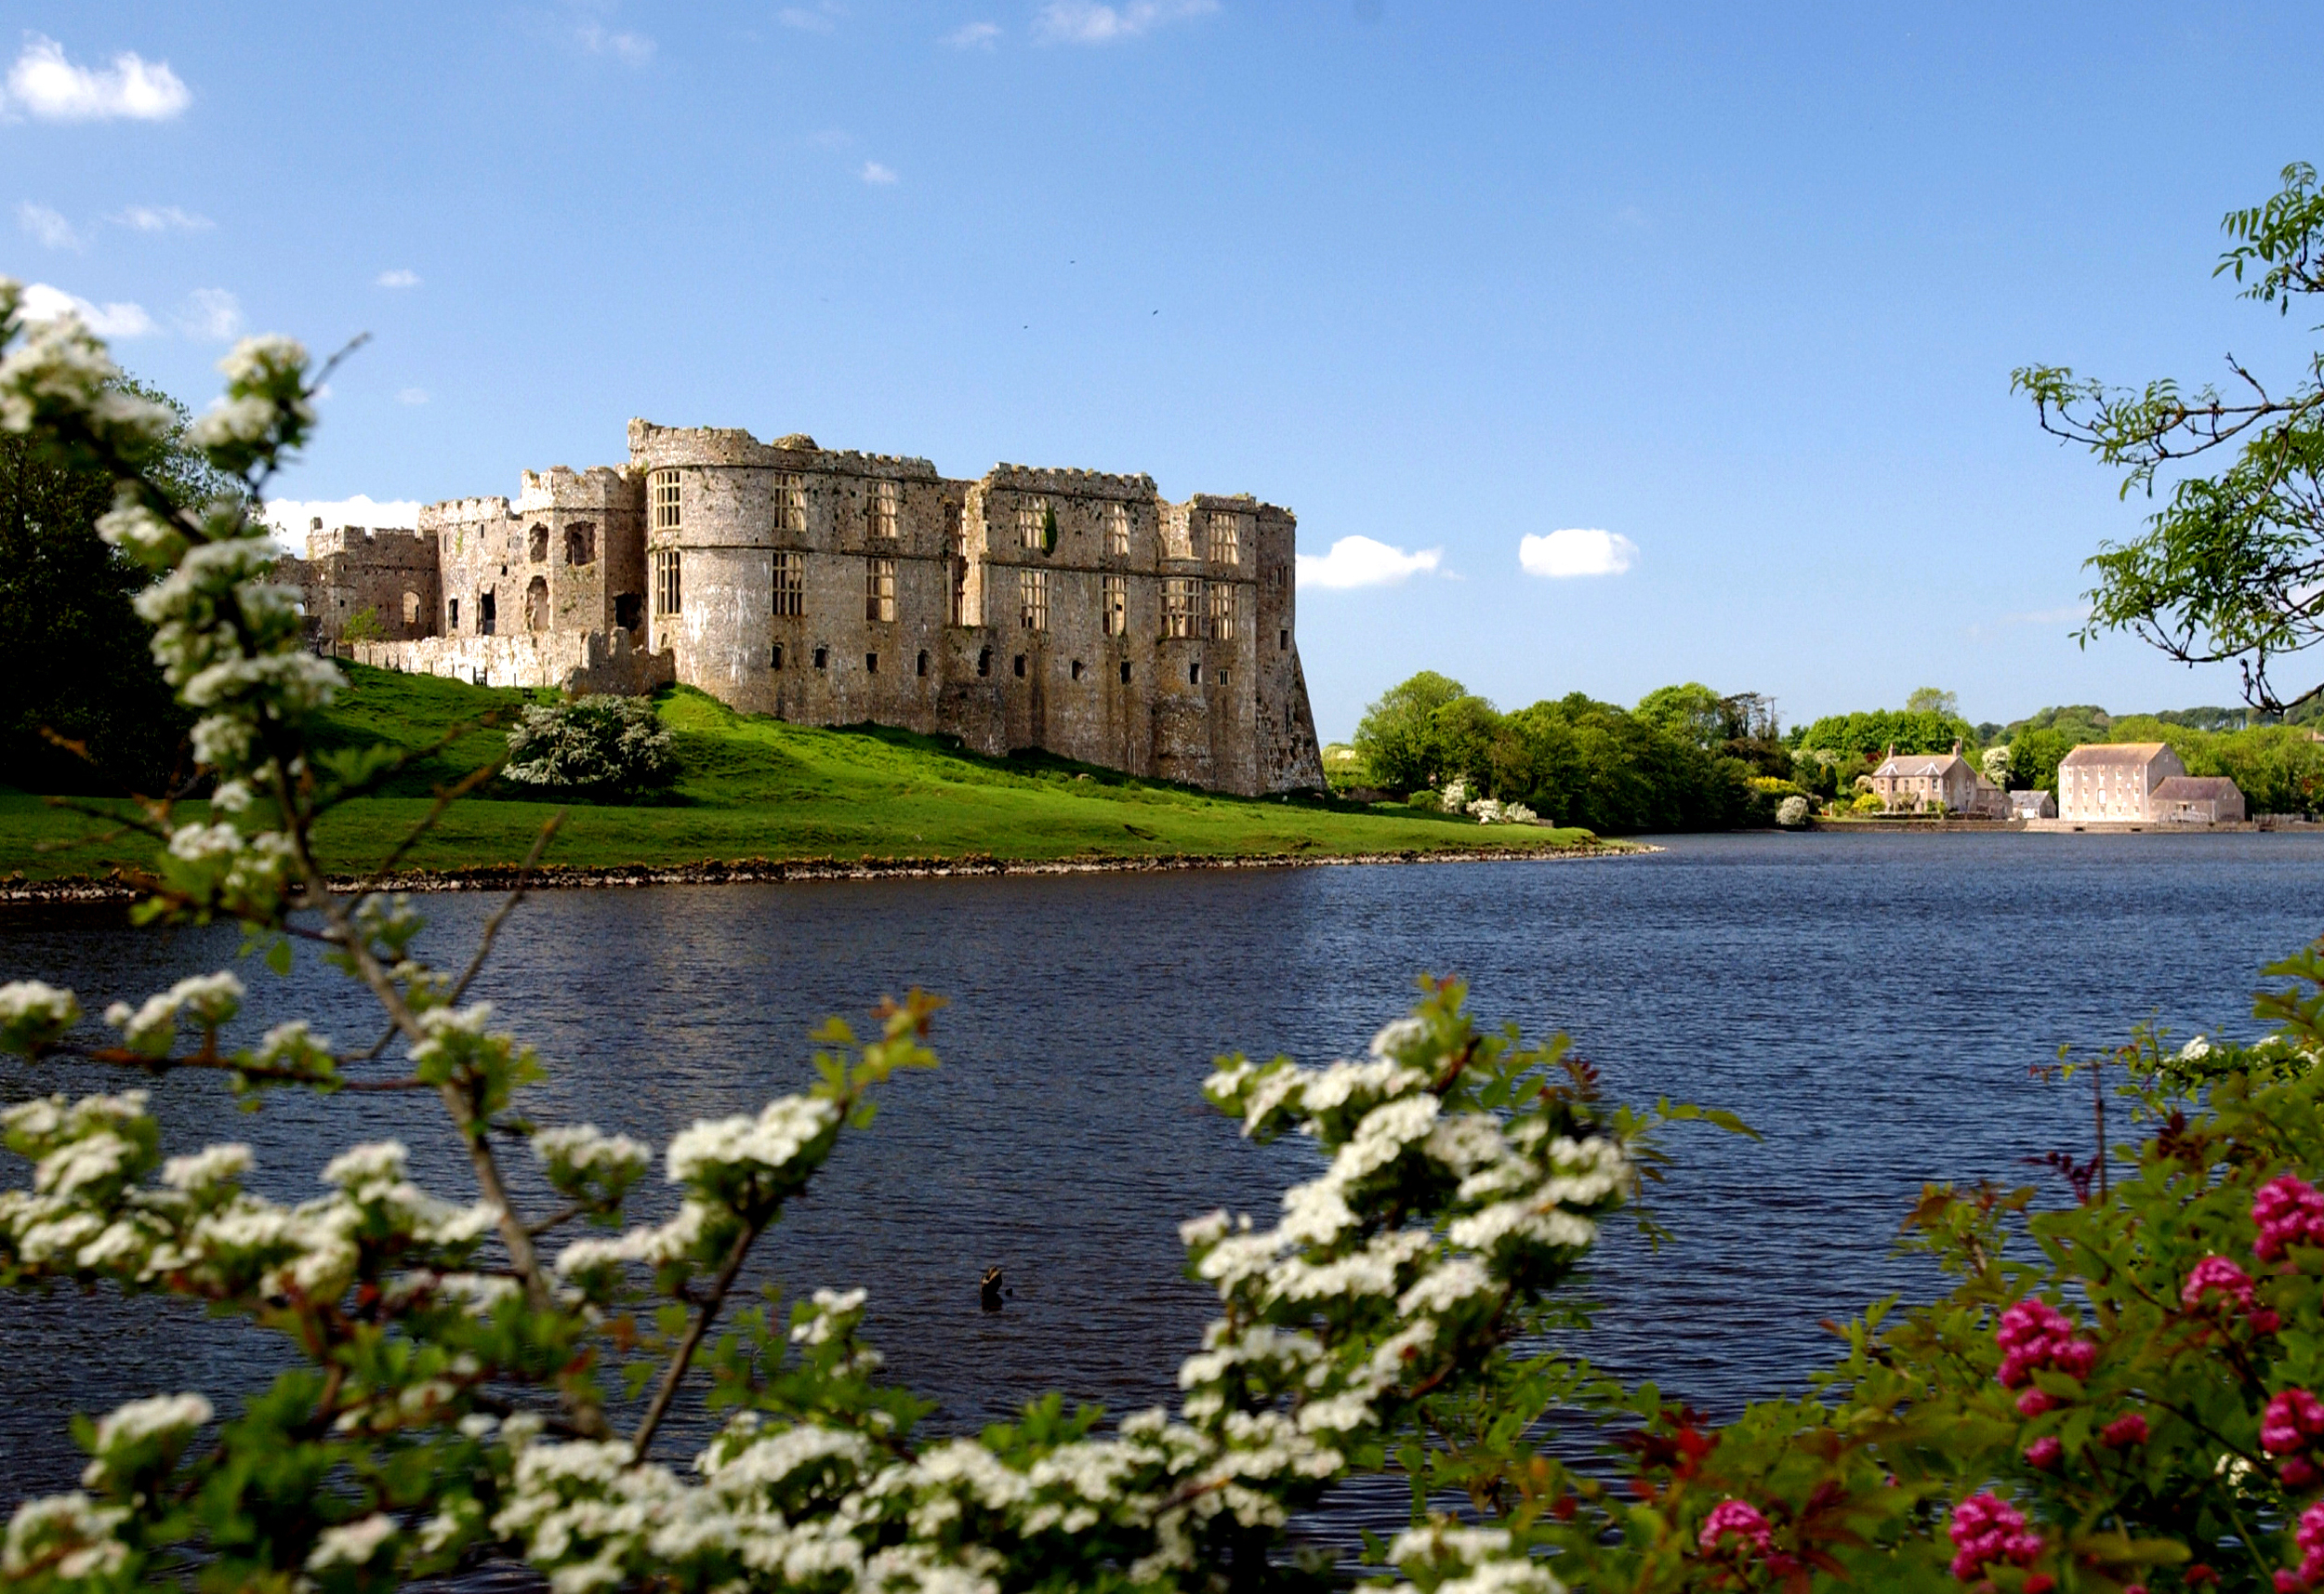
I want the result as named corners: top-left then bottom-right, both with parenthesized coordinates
top-left (2, 830), bottom-right (2318, 1537)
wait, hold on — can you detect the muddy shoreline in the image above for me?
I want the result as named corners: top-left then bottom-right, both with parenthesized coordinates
top-left (0, 842), bottom-right (1646, 906)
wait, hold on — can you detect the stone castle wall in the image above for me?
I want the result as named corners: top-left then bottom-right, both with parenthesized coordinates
top-left (304, 419), bottom-right (1326, 797)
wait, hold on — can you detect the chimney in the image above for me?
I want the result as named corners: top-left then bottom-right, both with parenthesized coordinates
top-left (1951, 738), bottom-right (1962, 756)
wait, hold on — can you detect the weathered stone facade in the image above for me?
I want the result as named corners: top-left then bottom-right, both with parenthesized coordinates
top-left (298, 420), bottom-right (1327, 797)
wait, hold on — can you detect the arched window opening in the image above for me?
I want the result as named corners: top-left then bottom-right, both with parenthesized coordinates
top-left (527, 524), bottom-right (548, 562)
top-left (564, 523), bottom-right (596, 565)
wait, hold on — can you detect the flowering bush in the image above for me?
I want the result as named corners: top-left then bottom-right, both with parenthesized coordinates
top-left (502, 693), bottom-right (677, 797)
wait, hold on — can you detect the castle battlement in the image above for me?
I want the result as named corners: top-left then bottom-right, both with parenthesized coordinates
top-left (518, 465), bottom-right (639, 514)
top-left (305, 524), bottom-right (434, 563)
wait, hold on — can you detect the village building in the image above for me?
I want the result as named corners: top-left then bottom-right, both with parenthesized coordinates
top-left (280, 420), bottom-right (1327, 797)
top-left (2009, 788), bottom-right (2057, 821)
top-left (2054, 743), bottom-right (2186, 823)
top-left (1868, 743), bottom-right (2009, 817)
top-left (2149, 775), bottom-right (2248, 825)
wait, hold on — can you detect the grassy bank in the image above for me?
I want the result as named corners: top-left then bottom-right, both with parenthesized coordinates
top-left (1, 666), bottom-right (1609, 884)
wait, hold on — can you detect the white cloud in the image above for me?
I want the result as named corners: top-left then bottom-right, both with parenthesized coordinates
top-left (575, 22), bottom-right (655, 62)
top-left (375, 268), bottom-right (421, 289)
top-left (18, 202), bottom-right (81, 249)
top-left (177, 287), bottom-right (242, 340)
top-left (4, 34), bottom-right (191, 122)
top-left (114, 204), bottom-right (210, 232)
top-left (397, 388), bottom-right (429, 405)
top-left (1518, 527), bottom-right (1637, 578)
top-left (1036, 0), bottom-right (1218, 43)
top-left (1296, 534), bottom-right (1443, 590)
top-left (946, 20), bottom-right (1001, 46)
top-left (19, 281), bottom-right (158, 338)
top-left (860, 160), bottom-right (898, 185)
top-left (778, 4), bottom-right (842, 32)
top-left (259, 495), bottom-right (425, 554)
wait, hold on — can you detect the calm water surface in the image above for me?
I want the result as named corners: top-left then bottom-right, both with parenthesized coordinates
top-left (3, 831), bottom-right (2319, 1536)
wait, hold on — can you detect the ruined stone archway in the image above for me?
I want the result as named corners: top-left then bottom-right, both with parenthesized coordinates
top-left (525, 575), bottom-right (548, 631)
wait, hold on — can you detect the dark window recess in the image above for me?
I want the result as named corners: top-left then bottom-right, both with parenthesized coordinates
top-left (1070, 659), bottom-right (1084, 681)
top-left (614, 592), bottom-right (643, 632)
top-left (1119, 661), bottom-right (1131, 684)
top-left (977, 648), bottom-right (991, 678)
top-left (1189, 662), bottom-right (1201, 685)
top-left (916, 650), bottom-right (929, 678)
top-left (772, 643), bottom-right (784, 670)
top-left (481, 591), bottom-right (497, 636)
top-left (813, 646), bottom-right (828, 670)
top-left (447, 598), bottom-right (459, 630)
top-left (865, 652), bottom-right (878, 674)
top-left (1219, 669), bottom-right (1229, 689)
top-left (1279, 628), bottom-right (1289, 652)
top-left (1013, 654), bottom-right (1026, 678)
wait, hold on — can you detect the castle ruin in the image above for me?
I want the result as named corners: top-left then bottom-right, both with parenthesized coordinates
top-left (285, 420), bottom-right (1327, 797)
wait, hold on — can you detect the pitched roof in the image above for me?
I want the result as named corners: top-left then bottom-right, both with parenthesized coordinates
top-left (1873, 753), bottom-right (1968, 778)
top-left (2058, 742), bottom-right (2172, 767)
top-left (2151, 776), bottom-right (2242, 800)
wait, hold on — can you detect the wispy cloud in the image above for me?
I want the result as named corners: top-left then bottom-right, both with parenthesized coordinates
top-left (177, 287), bottom-right (243, 341)
top-left (1518, 527), bottom-right (1637, 578)
top-left (1036, 0), bottom-right (1218, 43)
top-left (3, 34), bottom-right (191, 121)
top-left (19, 281), bottom-right (158, 338)
top-left (946, 20), bottom-right (1001, 46)
top-left (575, 21), bottom-right (655, 62)
top-left (860, 160), bottom-right (898, 185)
top-left (1297, 535), bottom-right (1443, 590)
top-left (18, 202), bottom-right (82, 249)
top-left (114, 204), bottom-right (210, 232)
top-left (397, 388), bottom-right (429, 406)
top-left (778, 4), bottom-right (843, 32)
top-left (376, 269), bottom-right (421, 289)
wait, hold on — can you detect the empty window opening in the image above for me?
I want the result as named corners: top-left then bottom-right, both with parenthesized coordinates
top-left (773, 472), bottom-right (807, 534)
top-left (402, 590), bottom-right (420, 627)
top-left (1016, 498), bottom-right (1047, 550)
top-left (1102, 573), bottom-right (1126, 637)
top-left (525, 575), bottom-right (548, 632)
top-left (1189, 662), bottom-right (1201, 685)
top-left (1208, 582), bottom-right (1235, 640)
top-left (1265, 563), bottom-right (1287, 593)
top-left (447, 597), bottom-right (460, 630)
top-left (1118, 661), bottom-right (1131, 684)
top-left (867, 479), bottom-right (899, 539)
top-left (564, 523), bottom-right (596, 565)
top-left (1012, 653), bottom-right (1026, 678)
top-left (613, 592), bottom-right (642, 633)
top-left (1219, 668), bottom-right (1229, 689)
top-left (813, 646), bottom-right (828, 670)
top-left (867, 557), bottom-right (897, 622)
top-left (1163, 577), bottom-right (1201, 639)
top-left (945, 503), bottom-right (970, 626)
top-left (1208, 510), bottom-right (1241, 564)
top-left (916, 650), bottom-right (929, 678)
top-left (1104, 502), bottom-right (1130, 556)
top-left (651, 469), bottom-right (681, 531)
top-left (480, 589), bottom-right (497, 636)
top-left (1071, 659), bottom-right (1084, 681)
top-left (1279, 627), bottom-right (1289, 652)
top-left (654, 549), bottom-right (682, 615)
top-left (772, 551), bottom-right (804, 616)
top-left (977, 648), bottom-right (992, 678)
top-left (772, 643), bottom-right (785, 670)
top-left (528, 523), bottom-right (549, 562)
top-left (866, 652), bottom-right (878, 674)
top-left (1018, 568), bottom-right (1048, 631)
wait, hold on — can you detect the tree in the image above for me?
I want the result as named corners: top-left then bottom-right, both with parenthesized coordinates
top-left (1905, 686), bottom-right (1961, 719)
top-left (1352, 670), bottom-right (1468, 794)
top-left (0, 375), bottom-right (224, 794)
top-left (502, 694), bottom-right (677, 798)
top-left (2016, 161), bottom-right (2324, 717)
top-left (1634, 682), bottom-right (1730, 750)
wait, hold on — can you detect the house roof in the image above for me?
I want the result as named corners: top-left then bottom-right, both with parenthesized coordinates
top-left (2058, 742), bottom-right (2172, 767)
top-left (1873, 753), bottom-right (1968, 778)
top-left (2009, 789), bottom-right (2053, 808)
top-left (2151, 776), bottom-right (2242, 801)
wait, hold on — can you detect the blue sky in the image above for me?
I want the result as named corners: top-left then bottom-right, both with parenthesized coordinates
top-left (8, 2), bottom-right (2322, 738)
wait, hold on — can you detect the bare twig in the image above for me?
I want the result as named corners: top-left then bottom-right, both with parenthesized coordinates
top-left (633, 1218), bottom-right (762, 1462)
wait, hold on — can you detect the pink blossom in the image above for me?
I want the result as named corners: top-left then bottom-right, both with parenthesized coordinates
top-left (2255, 1176), bottom-right (2324, 1261)
top-left (2289, 1458), bottom-right (2319, 1489)
top-left (1995, 1298), bottom-right (2097, 1394)
top-left (1947, 1492), bottom-right (2044, 1583)
top-left (2017, 1388), bottom-right (2058, 1418)
top-left (2185, 1255), bottom-right (2257, 1310)
top-left (2277, 1575), bottom-right (2304, 1594)
top-left (1698, 1498), bottom-right (1773, 1557)
top-left (2299, 1498), bottom-right (2324, 1587)
top-left (2024, 1435), bottom-right (2063, 1469)
top-left (2102, 1413), bottom-right (2150, 1448)
top-left (2265, 1390), bottom-right (2324, 1456)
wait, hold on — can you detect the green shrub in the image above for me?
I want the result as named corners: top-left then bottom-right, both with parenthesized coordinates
top-left (502, 693), bottom-right (676, 797)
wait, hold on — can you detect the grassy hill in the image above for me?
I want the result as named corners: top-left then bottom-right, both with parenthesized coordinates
top-left (0, 665), bottom-right (1604, 883)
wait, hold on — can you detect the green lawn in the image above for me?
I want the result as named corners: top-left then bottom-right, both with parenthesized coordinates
top-left (0, 666), bottom-right (1607, 883)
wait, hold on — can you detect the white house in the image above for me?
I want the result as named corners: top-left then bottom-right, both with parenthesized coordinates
top-left (2055, 743), bottom-right (2185, 823)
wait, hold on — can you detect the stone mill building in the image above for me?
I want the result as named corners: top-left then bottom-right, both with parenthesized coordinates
top-left (286, 419), bottom-right (1327, 797)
